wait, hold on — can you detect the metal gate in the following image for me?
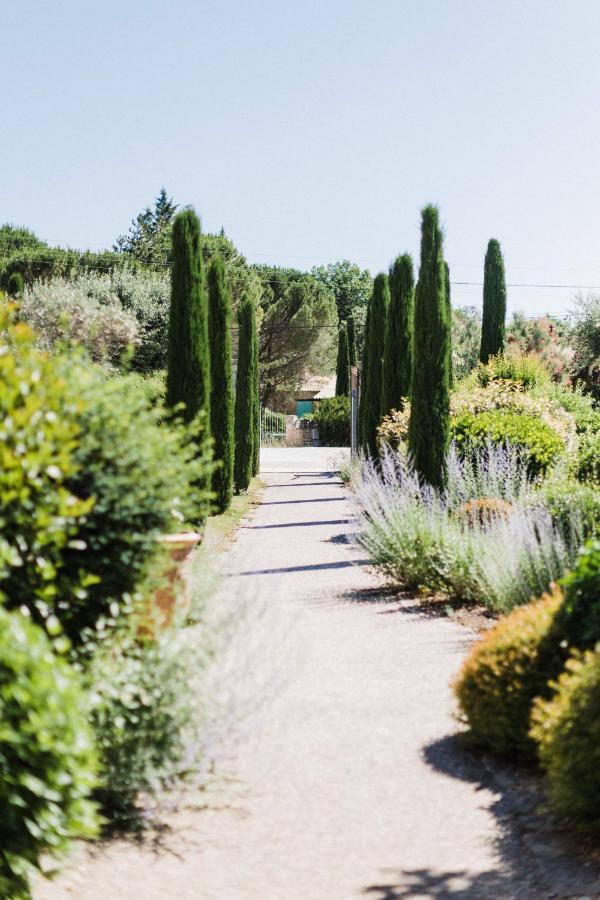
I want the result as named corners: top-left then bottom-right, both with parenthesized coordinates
top-left (260, 407), bottom-right (286, 446)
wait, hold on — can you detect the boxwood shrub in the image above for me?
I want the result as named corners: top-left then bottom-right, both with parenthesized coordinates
top-left (0, 606), bottom-right (97, 898)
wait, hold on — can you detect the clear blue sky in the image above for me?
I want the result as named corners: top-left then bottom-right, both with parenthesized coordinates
top-left (3, 0), bottom-right (600, 315)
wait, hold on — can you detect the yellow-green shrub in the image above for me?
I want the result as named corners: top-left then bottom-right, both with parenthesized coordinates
top-left (454, 587), bottom-right (565, 759)
top-left (531, 649), bottom-right (600, 827)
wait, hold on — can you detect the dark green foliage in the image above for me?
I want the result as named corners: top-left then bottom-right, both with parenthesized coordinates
top-left (358, 297), bottom-right (371, 447)
top-left (382, 254), bottom-right (414, 417)
top-left (408, 205), bottom-right (451, 487)
top-left (535, 478), bottom-right (600, 542)
top-left (312, 396), bottom-right (351, 446)
top-left (361, 274), bottom-right (389, 456)
top-left (250, 298), bottom-right (260, 477)
top-left (347, 315), bottom-right (357, 367)
top-left (452, 409), bottom-right (564, 478)
top-left (6, 271), bottom-right (23, 297)
top-left (0, 607), bottom-right (98, 897)
top-left (234, 295), bottom-right (256, 492)
top-left (480, 239), bottom-right (507, 364)
top-left (207, 256), bottom-right (234, 512)
top-left (445, 261), bottom-right (453, 389)
top-left (114, 187), bottom-right (177, 264)
top-left (335, 324), bottom-right (350, 396)
top-left (0, 246), bottom-right (141, 291)
top-left (553, 539), bottom-right (600, 651)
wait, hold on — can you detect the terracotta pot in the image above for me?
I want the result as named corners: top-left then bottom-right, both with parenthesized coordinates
top-left (147, 532), bottom-right (202, 633)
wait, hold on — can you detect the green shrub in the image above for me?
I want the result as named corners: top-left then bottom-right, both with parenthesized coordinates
top-left (454, 587), bottom-right (565, 760)
top-left (552, 539), bottom-right (600, 651)
top-left (476, 352), bottom-right (551, 391)
top-left (452, 409), bottom-right (564, 477)
top-left (0, 311), bottom-right (210, 643)
top-left (312, 396), bottom-right (351, 446)
top-left (531, 648), bottom-right (600, 826)
top-left (88, 632), bottom-right (197, 828)
top-left (574, 431), bottom-right (600, 483)
top-left (0, 607), bottom-right (98, 897)
top-left (534, 478), bottom-right (600, 541)
top-left (7, 271), bottom-right (23, 297)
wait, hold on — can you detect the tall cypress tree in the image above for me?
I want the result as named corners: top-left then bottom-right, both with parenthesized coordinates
top-left (480, 238), bottom-right (507, 364)
top-left (234, 295), bottom-right (256, 493)
top-left (381, 254), bottom-right (414, 418)
top-left (335, 325), bottom-right (350, 396)
top-left (166, 208), bottom-right (211, 433)
top-left (207, 255), bottom-right (234, 512)
top-left (250, 300), bottom-right (260, 477)
top-left (347, 315), bottom-right (357, 367)
top-left (445, 260), bottom-right (453, 388)
top-left (358, 302), bottom-right (371, 447)
top-left (361, 273), bottom-right (390, 457)
top-left (408, 205), bottom-right (451, 488)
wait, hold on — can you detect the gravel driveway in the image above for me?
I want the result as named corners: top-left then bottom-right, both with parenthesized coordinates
top-left (36, 448), bottom-right (600, 900)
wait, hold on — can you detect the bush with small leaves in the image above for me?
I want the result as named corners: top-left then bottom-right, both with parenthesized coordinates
top-left (477, 352), bottom-right (551, 391)
top-left (533, 478), bottom-right (600, 542)
top-left (574, 430), bottom-right (600, 483)
top-left (0, 607), bottom-right (98, 898)
top-left (312, 396), bottom-right (350, 446)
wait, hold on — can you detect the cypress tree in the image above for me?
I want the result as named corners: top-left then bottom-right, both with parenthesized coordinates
top-left (381, 254), bottom-right (414, 418)
top-left (250, 300), bottom-right (260, 477)
top-left (361, 273), bottom-right (390, 457)
top-left (358, 301), bottom-right (371, 448)
top-left (335, 324), bottom-right (350, 396)
top-left (408, 205), bottom-right (451, 488)
top-left (445, 260), bottom-right (454, 388)
top-left (166, 208), bottom-right (211, 431)
top-left (234, 295), bottom-right (256, 492)
top-left (347, 315), bottom-right (357, 367)
top-left (207, 255), bottom-right (234, 512)
top-left (479, 238), bottom-right (507, 363)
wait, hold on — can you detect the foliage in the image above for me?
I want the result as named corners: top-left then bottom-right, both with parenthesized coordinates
top-left (533, 478), bottom-right (600, 542)
top-left (114, 188), bottom-right (177, 264)
top-left (19, 277), bottom-right (139, 365)
top-left (312, 259), bottom-right (373, 353)
top-left (454, 587), bottom-right (564, 759)
top-left (207, 256), bottom-right (234, 512)
top-left (335, 324), bottom-right (350, 396)
top-left (234, 295), bottom-right (257, 492)
top-left (166, 208), bottom-right (211, 515)
top-left (408, 205), bottom-right (451, 488)
top-left (456, 497), bottom-right (514, 527)
top-left (0, 223), bottom-right (47, 256)
top-left (312, 396), bottom-right (350, 446)
top-left (256, 266), bottom-right (336, 408)
top-left (531, 648), bottom-right (600, 827)
top-left (250, 294), bottom-right (260, 479)
top-left (452, 306), bottom-right (481, 380)
top-left (347, 315), bottom-right (357, 367)
top-left (569, 293), bottom-right (600, 401)
top-left (552, 539), bottom-right (600, 651)
top-left (574, 430), bottom-right (600, 483)
top-left (0, 244), bottom-right (140, 291)
top-left (477, 351), bottom-right (551, 391)
top-left (382, 254), bottom-right (414, 418)
top-left (452, 409), bottom-right (565, 477)
top-left (7, 271), bottom-right (24, 297)
top-left (87, 632), bottom-right (198, 828)
top-left (360, 273), bottom-right (389, 457)
top-left (479, 239), bottom-right (506, 363)
top-left (507, 313), bottom-right (572, 381)
top-left (0, 607), bottom-right (97, 897)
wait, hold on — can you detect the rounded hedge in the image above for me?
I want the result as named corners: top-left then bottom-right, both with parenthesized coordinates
top-left (312, 396), bottom-right (351, 446)
top-left (454, 586), bottom-right (565, 760)
top-left (0, 606), bottom-right (97, 897)
top-left (531, 648), bottom-right (600, 827)
top-left (452, 409), bottom-right (565, 477)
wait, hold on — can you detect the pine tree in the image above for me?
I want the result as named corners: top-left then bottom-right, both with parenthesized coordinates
top-left (361, 274), bottom-right (390, 457)
top-left (347, 315), bottom-right (357, 367)
top-left (408, 205), bottom-right (451, 488)
top-left (166, 208), bottom-right (211, 430)
top-left (335, 325), bottom-right (350, 396)
top-left (250, 300), bottom-right (260, 477)
top-left (234, 295), bottom-right (256, 492)
top-left (381, 254), bottom-right (414, 418)
top-left (480, 238), bottom-right (507, 363)
top-left (207, 255), bottom-right (234, 512)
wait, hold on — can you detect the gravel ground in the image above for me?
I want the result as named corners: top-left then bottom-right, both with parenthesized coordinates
top-left (36, 448), bottom-right (600, 900)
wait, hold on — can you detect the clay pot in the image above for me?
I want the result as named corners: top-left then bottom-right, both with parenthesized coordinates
top-left (147, 532), bottom-right (202, 633)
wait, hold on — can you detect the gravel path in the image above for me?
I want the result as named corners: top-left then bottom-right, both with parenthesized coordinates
top-left (36, 449), bottom-right (600, 900)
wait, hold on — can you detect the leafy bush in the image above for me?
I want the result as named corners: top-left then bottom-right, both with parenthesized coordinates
top-left (570, 293), bottom-right (600, 401)
top-left (454, 587), bottom-right (565, 759)
top-left (312, 396), bottom-right (350, 446)
top-left (452, 409), bottom-right (565, 477)
top-left (552, 539), bottom-right (600, 651)
top-left (531, 648), bottom-right (600, 826)
top-left (477, 351), bottom-right (552, 391)
top-left (533, 478), bottom-right (600, 541)
top-left (88, 632), bottom-right (198, 828)
top-left (0, 309), bottom-right (210, 643)
top-left (20, 277), bottom-right (139, 365)
top-left (0, 607), bottom-right (97, 897)
top-left (574, 430), bottom-right (600, 483)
